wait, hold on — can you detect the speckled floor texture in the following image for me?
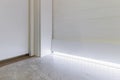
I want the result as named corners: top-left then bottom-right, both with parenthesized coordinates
top-left (0, 54), bottom-right (120, 80)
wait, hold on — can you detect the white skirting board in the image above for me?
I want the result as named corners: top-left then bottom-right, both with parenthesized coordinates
top-left (52, 39), bottom-right (120, 64)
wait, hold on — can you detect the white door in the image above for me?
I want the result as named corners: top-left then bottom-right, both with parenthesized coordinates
top-left (0, 0), bottom-right (28, 60)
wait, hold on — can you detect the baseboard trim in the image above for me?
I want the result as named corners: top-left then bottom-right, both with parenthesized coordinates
top-left (0, 54), bottom-right (31, 67)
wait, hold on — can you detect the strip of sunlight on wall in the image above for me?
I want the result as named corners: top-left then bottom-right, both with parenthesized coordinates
top-left (53, 52), bottom-right (120, 69)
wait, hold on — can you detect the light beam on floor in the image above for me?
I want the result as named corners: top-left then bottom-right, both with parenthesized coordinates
top-left (53, 52), bottom-right (120, 69)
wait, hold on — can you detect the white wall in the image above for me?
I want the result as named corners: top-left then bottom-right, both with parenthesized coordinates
top-left (0, 0), bottom-right (28, 60)
top-left (41, 0), bottom-right (52, 57)
top-left (53, 0), bottom-right (120, 64)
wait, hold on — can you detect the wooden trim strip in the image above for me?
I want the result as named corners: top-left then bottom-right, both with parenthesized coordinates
top-left (0, 54), bottom-right (31, 67)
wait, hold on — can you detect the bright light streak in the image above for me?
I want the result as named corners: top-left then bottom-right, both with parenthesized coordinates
top-left (53, 52), bottom-right (120, 69)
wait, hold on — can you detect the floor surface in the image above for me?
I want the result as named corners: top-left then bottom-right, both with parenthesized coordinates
top-left (0, 54), bottom-right (120, 80)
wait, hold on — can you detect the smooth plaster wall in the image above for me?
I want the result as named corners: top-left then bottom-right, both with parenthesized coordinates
top-left (0, 0), bottom-right (28, 60)
top-left (52, 0), bottom-right (120, 64)
top-left (41, 0), bottom-right (52, 57)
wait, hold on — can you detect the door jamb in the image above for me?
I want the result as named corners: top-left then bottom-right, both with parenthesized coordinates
top-left (29, 0), bottom-right (52, 57)
top-left (29, 0), bottom-right (40, 57)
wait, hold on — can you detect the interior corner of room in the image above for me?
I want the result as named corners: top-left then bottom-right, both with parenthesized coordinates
top-left (0, 0), bottom-right (120, 69)
top-left (0, 0), bottom-right (120, 80)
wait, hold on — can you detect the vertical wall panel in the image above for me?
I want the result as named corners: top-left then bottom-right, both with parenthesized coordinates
top-left (53, 0), bottom-right (120, 64)
top-left (0, 0), bottom-right (28, 60)
top-left (41, 0), bottom-right (52, 57)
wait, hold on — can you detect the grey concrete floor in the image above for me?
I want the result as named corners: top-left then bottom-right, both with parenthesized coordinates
top-left (0, 54), bottom-right (120, 80)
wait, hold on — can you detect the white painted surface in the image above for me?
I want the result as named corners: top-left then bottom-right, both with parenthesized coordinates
top-left (33, 0), bottom-right (40, 56)
top-left (0, 0), bottom-right (28, 60)
top-left (40, 0), bottom-right (52, 57)
top-left (53, 0), bottom-right (120, 63)
top-left (29, 0), bottom-right (35, 56)
top-left (28, 0), bottom-right (52, 57)
top-left (52, 40), bottom-right (120, 64)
